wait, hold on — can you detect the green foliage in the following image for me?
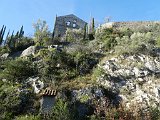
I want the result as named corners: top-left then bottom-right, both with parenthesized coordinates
top-left (35, 46), bottom-right (98, 83)
top-left (95, 28), bottom-right (119, 51)
top-left (65, 44), bottom-right (99, 76)
top-left (14, 37), bottom-right (34, 51)
top-left (149, 107), bottom-right (160, 120)
top-left (79, 94), bottom-right (90, 103)
top-left (33, 19), bottom-right (51, 46)
top-left (36, 48), bottom-right (76, 81)
top-left (50, 99), bottom-right (73, 120)
top-left (0, 25), bottom-right (6, 45)
top-left (71, 50), bottom-right (98, 75)
top-left (92, 18), bottom-right (95, 34)
top-left (156, 36), bottom-right (160, 47)
top-left (0, 46), bottom-right (9, 55)
top-left (16, 115), bottom-right (41, 120)
top-left (0, 81), bottom-right (21, 120)
top-left (0, 58), bottom-right (36, 83)
top-left (83, 24), bottom-right (87, 39)
top-left (89, 115), bottom-right (101, 120)
top-left (88, 17), bottom-right (95, 40)
top-left (114, 32), bottom-right (155, 55)
top-left (0, 80), bottom-right (37, 120)
top-left (65, 28), bottom-right (85, 42)
top-left (4, 26), bottom-right (31, 52)
top-left (120, 28), bottom-right (133, 37)
top-left (92, 67), bottom-right (105, 81)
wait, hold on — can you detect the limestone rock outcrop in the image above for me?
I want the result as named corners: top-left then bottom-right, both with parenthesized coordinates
top-left (97, 54), bottom-right (160, 109)
top-left (21, 46), bottom-right (36, 57)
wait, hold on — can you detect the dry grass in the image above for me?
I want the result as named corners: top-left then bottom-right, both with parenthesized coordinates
top-left (92, 101), bottom-right (160, 120)
top-left (57, 74), bottom-right (97, 90)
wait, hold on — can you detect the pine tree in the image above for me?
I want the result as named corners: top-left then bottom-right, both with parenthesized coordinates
top-left (0, 25), bottom-right (6, 45)
top-left (88, 17), bottom-right (95, 40)
top-left (83, 23), bottom-right (87, 39)
top-left (91, 17), bottom-right (95, 34)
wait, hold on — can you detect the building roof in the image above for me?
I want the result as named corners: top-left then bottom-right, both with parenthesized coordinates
top-left (57, 14), bottom-right (87, 24)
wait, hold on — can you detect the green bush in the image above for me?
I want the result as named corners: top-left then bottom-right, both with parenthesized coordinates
top-left (120, 28), bottom-right (133, 37)
top-left (65, 28), bottom-right (85, 42)
top-left (16, 115), bottom-right (41, 120)
top-left (0, 58), bottom-right (37, 83)
top-left (92, 67), bottom-right (105, 81)
top-left (36, 49), bottom-right (76, 81)
top-left (114, 32), bottom-right (155, 55)
top-left (0, 46), bottom-right (9, 55)
top-left (33, 19), bottom-right (52, 46)
top-left (0, 82), bottom-right (21, 120)
top-left (14, 37), bottom-right (34, 51)
top-left (71, 50), bottom-right (98, 75)
top-left (149, 107), bottom-right (160, 120)
top-left (95, 28), bottom-right (119, 51)
top-left (156, 36), bottom-right (160, 47)
top-left (49, 99), bottom-right (73, 120)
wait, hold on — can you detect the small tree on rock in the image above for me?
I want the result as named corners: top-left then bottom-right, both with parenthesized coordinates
top-left (33, 19), bottom-right (51, 46)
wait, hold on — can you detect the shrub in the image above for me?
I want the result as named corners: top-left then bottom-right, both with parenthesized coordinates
top-left (71, 50), bottom-right (98, 75)
top-left (114, 32), bottom-right (155, 55)
top-left (149, 107), bottom-right (160, 120)
top-left (36, 48), bottom-right (76, 81)
top-left (120, 28), bottom-right (133, 37)
top-left (33, 19), bottom-right (52, 46)
top-left (0, 82), bottom-right (21, 120)
top-left (95, 28), bottom-right (118, 51)
top-left (156, 36), bottom-right (160, 47)
top-left (0, 58), bottom-right (36, 83)
top-left (92, 67), bottom-right (105, 81)
top-left (49, 99), bottom-right (73, 120)
top-left (65, 28), bottom-right (85, 42)
top-left (0, 46), bottom-right (9, 55)
top-left (14, 37), bottom-right (34, 51)
top-left (16, 115), bottom-right (41, 120)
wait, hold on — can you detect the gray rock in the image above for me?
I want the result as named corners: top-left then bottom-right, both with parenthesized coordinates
top-left (1, 53), bottom-right (9, 59)
top-left (99, 54), bottom-right (160, 109)
top-left (27, 77), bottom-right (44, 94)
top-left (145, 61), bottom-right (156, 72)
top-left (21, 46), bottom-right (36, 57)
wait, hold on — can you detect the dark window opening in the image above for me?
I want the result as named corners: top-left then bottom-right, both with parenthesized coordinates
top-left (66, 21), bottom-right (71, 26)
top-left (73, 23), bottom-right (76, 28)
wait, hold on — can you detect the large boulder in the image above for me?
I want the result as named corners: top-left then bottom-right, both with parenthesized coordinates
top-left (21, 46), bottom-right (36, 57)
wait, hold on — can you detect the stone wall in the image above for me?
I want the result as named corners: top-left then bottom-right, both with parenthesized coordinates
top-left (101, 21), bottom-right (160, 30)
top-left (54, 14), bottom-right (87, 38)
top-left (113, 21), bottom-right (160, 29)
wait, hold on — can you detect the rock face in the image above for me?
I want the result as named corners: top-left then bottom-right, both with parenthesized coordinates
top-left (27, 77), bottom-right (44, 94)
top-left (21, 46), bottom-right (36, 57)
top-left (97, 54), bottom-right (160, 109)
top-left (69, 87), bottom-right (120, 117)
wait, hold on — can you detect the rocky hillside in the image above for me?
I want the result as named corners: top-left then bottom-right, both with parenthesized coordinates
top-left (98, 54), bottom-right (160, 108)
top-left (0, 20), bottom-right (160, 120)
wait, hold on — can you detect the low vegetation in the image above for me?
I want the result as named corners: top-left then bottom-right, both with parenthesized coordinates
top-left (0, 19), bottom-right (160, 120)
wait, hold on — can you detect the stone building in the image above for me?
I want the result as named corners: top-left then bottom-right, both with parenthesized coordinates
top-left (53, 14), bottom-right (87, 38)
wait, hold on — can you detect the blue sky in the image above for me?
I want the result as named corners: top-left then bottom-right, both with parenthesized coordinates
top-left (1, 0), bottom-right (160, 36)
